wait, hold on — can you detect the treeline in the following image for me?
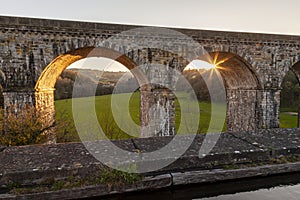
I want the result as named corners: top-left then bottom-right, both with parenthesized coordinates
top-left (180, 69), bottom-right (226, 102)
top-left (56, 68), bottom-right (300, 107)
top-left (55, 69), bottom-right (226, 102)
top-left (55, 69), bottom-right (112, 100)
top-left (181, 70), bottom-right (211, 101)
top-left (55, 69), bottom-right (138, 100)
top-left (281, 70), bottom-right (299, 110)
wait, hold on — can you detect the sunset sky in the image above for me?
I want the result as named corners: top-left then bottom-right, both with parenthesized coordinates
top-left (0, 0), bottom-right (299, 35)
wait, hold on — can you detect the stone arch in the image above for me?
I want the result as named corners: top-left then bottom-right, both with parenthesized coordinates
top-left (209, 52), bottom-right (262, 89)
top-left (288, 61), bottom-right (300, 83)
top-left (195, 52), bottom-right (262, 132)
top-left (35, 47), bottom-right (136, 91)
top-left (35, 47), bottom-right (137, 142)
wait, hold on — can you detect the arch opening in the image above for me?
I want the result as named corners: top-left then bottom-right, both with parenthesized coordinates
top-left (183, 52), bottom-right (262, 132)
top-left (35, 47), bottom-right (139, 143)
top-left (279, 62), bottom-right (300, 128)
top-left (35, 47), bottom-right (136, 91)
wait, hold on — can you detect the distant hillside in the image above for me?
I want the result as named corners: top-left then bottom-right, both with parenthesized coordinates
top-left (55, 69), bottom-right (137, 100)
top-left (55, 68), bottom-right (227, 101)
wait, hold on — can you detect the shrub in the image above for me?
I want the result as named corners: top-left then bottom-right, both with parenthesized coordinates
top-left (0, 105), bottom-right (52, 146)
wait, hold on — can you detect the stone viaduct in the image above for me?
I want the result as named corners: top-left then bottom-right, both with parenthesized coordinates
top-left (0, 16), bottom-right (299, 138)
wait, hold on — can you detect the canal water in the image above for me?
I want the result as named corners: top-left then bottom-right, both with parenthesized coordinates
top-left (95, 172), bottom-right (300, 200)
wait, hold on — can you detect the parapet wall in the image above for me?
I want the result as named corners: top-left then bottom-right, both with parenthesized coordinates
top-left (1, 128), bottom-right (300, 183)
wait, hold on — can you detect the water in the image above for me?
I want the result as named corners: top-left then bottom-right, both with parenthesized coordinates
top-left (199, 184), bottom-right (300, 200)
top-left (94, 172), bottom-right (300, 200)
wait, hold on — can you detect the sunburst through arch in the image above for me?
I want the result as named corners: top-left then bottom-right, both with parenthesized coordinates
top-left (183, 51), bottom-right (262, 132)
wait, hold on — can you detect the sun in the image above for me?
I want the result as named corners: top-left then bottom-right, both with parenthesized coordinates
top-left (184, 51), bottom-right (233, 72)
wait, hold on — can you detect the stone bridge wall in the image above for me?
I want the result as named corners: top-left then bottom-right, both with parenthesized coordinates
top-left (0, 16), bottom-right (299, 134)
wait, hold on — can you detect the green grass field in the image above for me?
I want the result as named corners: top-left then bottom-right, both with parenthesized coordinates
top-left (280, 113), bottom-right (298, 128)
top-left (55, 93), bottom-right (298, 143)
top-left (55, 92), bottom-right (141, 142)
top-left (279, 107), bottom-right (298, 128)
top-left (55, 92), bottom-right (227, 142)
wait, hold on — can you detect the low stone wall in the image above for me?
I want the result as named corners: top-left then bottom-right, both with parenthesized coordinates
top-left (1, 128), bottom-right (300, 198)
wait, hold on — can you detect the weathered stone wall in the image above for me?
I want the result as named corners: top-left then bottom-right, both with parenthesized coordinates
top-left (258, 90), bottom-right (281, 129)
top-left (0, 16), bottom-right (299, 133)
top-left (226, 89), bottom-right (259, 131)
top-left (2, 91), bottom-right (35, 109)
top-left (140, 88), bottom-right (175, 137)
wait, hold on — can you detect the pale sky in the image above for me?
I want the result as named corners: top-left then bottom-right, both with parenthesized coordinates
top-left (0, 0), bottom-right (300, 35)
top-left (68, 57), bottom-right (130, 72)
top-left (67, 58), bottom-right (216, 72)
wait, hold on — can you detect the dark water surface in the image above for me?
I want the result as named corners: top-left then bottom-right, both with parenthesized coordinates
top-left (90, 172), bottom-right (300, 200)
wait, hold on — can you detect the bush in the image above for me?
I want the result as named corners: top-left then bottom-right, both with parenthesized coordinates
top-left (0, 105), bottom-right (52, 146)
